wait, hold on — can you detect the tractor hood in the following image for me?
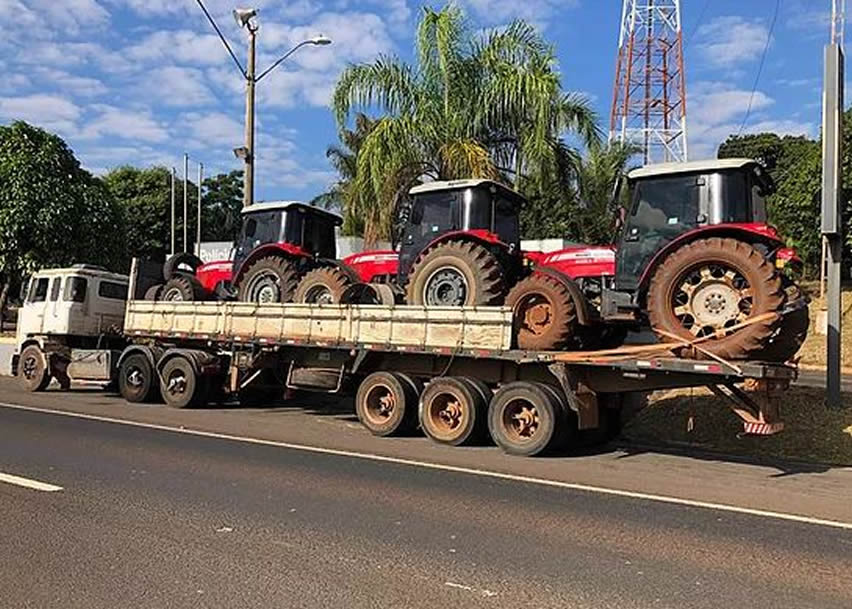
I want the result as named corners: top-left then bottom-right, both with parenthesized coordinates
top-left (536, 245), bottom-right (616, 279)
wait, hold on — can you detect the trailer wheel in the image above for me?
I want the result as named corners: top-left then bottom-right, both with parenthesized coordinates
top-left (488, 381), bottom-right (562, 456)
top-left (506, 273), bottom-right (577, 350)
top-left (294, 267), bottom-right (353, 304)
top-left (161, 274), bottom-right (206, 302)
top-left (356, 372), bottom-right (419, 436)
top-left (118, 353), bottom-right (158, 403)
top-left (406, 240), bottom-right (504, 306)
top-left (237, 256), bottom-right (299, 304)
top-left (647, 237), bottom-right (784, 360)
top-left (18, 345), bottom-right (51, 392)
top-left (159, 357), bottom-right (205, 408)
top-left (419, 377), bottom-right (488, 446)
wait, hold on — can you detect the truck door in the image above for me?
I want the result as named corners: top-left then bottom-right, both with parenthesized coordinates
top-left (45, 277), bottom-right (63, 334)
top-left (21, 276), bottom-right (50, 336)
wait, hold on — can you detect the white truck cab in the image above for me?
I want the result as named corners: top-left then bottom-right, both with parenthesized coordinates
top-left (13, 265), bottom-right (129, 391)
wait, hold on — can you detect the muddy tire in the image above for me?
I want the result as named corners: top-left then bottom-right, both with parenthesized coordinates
top-left (294, 267), bottom-right (353, 304)
top-left (144, 284), bottom-right (164, 301)
top-left (163, 253), bottom-right (203, 282)
top-left (18, 344), bottom-right (51, 392)
top-left (406, 240), bottom-right (504, 306)
top-left (419, 376), bottom-right (488, 446)
top-left (160, 274), bottom-right (206, 302)
top-left (647, 238), bottom-right (784, 360)
top-left (356, 371), bottom-right (419, 437)
top-left (761, 279), bottom-right (810, 363)
top-left (506, 273), bottom-right (577, 350)
top-left (237, 256), bottom-right (299, 304)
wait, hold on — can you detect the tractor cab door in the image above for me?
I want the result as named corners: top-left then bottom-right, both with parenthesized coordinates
top-left (615, 173), bottom-right (703, 292)
top-left (233, 210), bottom-right (283, 273)
top-left (397, 190), bottom-right (459, 281)
top-left (298, 211), bottom-right (337, 259)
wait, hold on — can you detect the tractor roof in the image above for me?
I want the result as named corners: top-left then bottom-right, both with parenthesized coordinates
top-left (242, 200), bottom-right (342, 225)
top-left (409, 179), bottom-right (522, 199)
top-left (628, 158), bottom-right (757, 180)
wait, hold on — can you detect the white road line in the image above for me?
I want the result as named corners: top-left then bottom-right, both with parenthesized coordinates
top-left (1, 401), bottom-right (851, 530)
top-left (0, 471), bottom-right (63, 492)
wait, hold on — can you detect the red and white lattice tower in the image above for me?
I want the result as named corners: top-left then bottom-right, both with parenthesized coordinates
top-left (610, 0), bottom-right (688, 164)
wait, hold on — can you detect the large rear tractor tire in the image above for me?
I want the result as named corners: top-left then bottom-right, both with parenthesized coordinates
top-left (647, 237), bottom-right (784, 360)
top-left (294, 267), bottom-right (353, 305)
top-left (237, 256), bottom-right (299, 304)
top-left (406, 240), bottom-right (504, 306)
top-left (160, 274), bottom-right (206, 302)
top-left (760, 278), bottom-right (810, 363)
top-left (506, 273), bottom-right (577, 350)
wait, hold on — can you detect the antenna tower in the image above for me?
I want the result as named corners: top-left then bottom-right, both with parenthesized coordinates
top-left (610, 0), bottom-right (688, 164)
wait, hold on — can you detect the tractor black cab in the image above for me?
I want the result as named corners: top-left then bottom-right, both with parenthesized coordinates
top-left (233, 201), bottom-right (342, 272)
top-left (615, 159), bottom-right (775, 292)
top-left (396, 179), bottom-right (523, 286)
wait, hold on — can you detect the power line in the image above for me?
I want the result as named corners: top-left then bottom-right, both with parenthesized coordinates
top-left (683, 0), bottom-right (711, 48)
top-left (194, 0), bottom-right (246, 78)
top-left (737, 0), bottom-right (781, 136)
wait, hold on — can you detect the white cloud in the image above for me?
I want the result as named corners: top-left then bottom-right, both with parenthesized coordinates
top-left (179, 111), bottom-right (244, 147)
top-left (695, 16), bottom-right (770, 67)
top-left (141, 67), bottom-right (216, 107)
top-left (0, 94), bottom-right (81, 133)
top-left (35, 68), bottom-right (108, 97)
top-left (690, 82), bottom-right (774, 126)
top-left (79, 105), bottom-right (169, 142)
top-left (125, 30), bottom-right (236, 67)
top-left (0, 0), bottom-right (109, 38)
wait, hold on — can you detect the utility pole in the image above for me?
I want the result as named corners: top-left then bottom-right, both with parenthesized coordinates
top-left (183, 153), bottom-right (189, 253)
top-left (822, 0), bottom-right (845, 408)
top-left (170, 167), bottom-right (176, 257)
top-left (244, 25), bottom-right (257, 208)
top-left (197, 163), bottom-right (203, 257)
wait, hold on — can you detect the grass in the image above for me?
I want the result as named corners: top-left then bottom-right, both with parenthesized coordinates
top-left (623, 386), bottom-right (852, 466)
top-left (796, 284), bottom-right (852, 369)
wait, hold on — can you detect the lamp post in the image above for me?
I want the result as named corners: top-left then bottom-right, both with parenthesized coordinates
top-left (196, 2), bottom-right (332, 208)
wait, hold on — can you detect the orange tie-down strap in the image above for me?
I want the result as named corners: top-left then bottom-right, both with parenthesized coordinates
top-left (552, 312), bottom-right (781, 368)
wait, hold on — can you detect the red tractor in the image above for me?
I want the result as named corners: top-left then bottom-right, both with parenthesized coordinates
top-left (155, 201), bottom-right (343, 303)
top-left (509, 158), bottom-right (808, 360)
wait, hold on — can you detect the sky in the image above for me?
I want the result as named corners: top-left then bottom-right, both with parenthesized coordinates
top-left (0, 0), bottom-right (836, 202)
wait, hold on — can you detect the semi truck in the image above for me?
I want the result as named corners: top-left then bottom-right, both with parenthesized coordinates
top-left (10, 261), bottom-right (793, 456)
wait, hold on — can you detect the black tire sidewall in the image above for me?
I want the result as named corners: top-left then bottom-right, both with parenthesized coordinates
top-left (356, 372), bottom-right (409, 436)
top-left (488, 383), bottom-right (558, 456)
top-left (160, 358), bottom-right (198, 408)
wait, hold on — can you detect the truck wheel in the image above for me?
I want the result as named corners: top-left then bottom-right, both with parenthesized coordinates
top-left (294, 267), bottom-right (352, 304)
top-left (159, 357), bottom-right (205, 408)
top-left (419, 376), bottom-right (488, 446)
top-left (506, 274), bottom-right (577, 350)
top-left (356, 371), bottom-right (419, 436)
top-left (118, 353), bottom-right (157, 403)
top-left (163, 253), bottom-right (203, 282)
top-left (160, 274), bottom-right (206, 302)
top-left (406, 240), bottom-right (504, 306)
top-left (18, 345), bottom-right (51, 392)
top-left (647, 237), bottom-right (784, 360)
top-left (144, 284), bottom-right (164, 301)
top-left (237, 256), bottom-right (299, 304)
top-left (488, 381), bottom-right (562, 457)
top-left (760, 279), bottom-right (810, 363)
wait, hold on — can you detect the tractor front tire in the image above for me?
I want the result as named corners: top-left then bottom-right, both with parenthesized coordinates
top-left (160, 274), bottom-right (206, 302)
top-left (647, 237), bottom-right (784, 360)
top-left (506, 273), bottom-right (578, 350)
top-left (294, 267), bottom-right (353, 304)
top-left (237, 256), bottom-right (299, 304)
top-left (405, 240), bottom-right (504, 306)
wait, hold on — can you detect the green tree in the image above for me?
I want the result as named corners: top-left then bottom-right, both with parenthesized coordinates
top-left (332, 5), bottom-right (598, 243)
top-left (0, 121), bottom-right (124, 322)
top-left (104, 166), bottom-right (198, 263)
top-left (202, 170), bottom-right (243, 242)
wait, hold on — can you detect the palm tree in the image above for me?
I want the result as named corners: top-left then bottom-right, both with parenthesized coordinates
top-left (332, 5), bottom-right (599, 243)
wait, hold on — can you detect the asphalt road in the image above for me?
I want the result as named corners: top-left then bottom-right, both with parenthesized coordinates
top-left (1, 384), bottom-right (851, 608)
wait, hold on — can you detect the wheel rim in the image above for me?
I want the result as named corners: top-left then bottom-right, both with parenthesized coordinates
top-left (514, 293), bottom-right (554, 337)
top-left (423, 266), bottom-right (468, 306)
top-left (21, 355), bottom-right (39, 381)
top-left (672, 263), bottom-right (752, 338)
top-left (126, 366), bottom-right (144, 389)
top-left (305, 284), bottom-right (334, 305)
top-left (502, 398), bottom-right (540, 443)
top-left (363, 383), bottom-right (396, 427)
top-left (426, 390), bottom-right (468, 440)
top-left (163, 287), bottom-right (184, 301)
top-left (165, 369), bottom-right (188, 398)
top-left (247, 271), bottom-right (280, 304)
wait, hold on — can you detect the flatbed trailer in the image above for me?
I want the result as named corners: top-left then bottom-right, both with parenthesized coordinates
top-left (12, 261), bottom-right (794, 457)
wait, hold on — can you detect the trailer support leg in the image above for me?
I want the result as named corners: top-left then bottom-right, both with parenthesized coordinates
top-left (707, 379), bottom-right (785, 436)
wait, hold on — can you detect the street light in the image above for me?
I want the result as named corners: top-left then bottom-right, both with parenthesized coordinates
top-left (195, 1), bottom-right (332, 207)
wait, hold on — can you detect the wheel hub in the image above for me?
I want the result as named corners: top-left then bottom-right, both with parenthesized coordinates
top-left (436, 399), bottom-right (463, 430)
top-left (127, 368), bottom-right (143, 388)
top-left (673, 265), bottom-right (751, 337)
top-left (166, 373), bottom-right (187, 395)
top-left (306, 285), bottom-right (333, 305)
top-left (163, 288), bottom-right (183, 301)
top-left (250, 272), bottom-right (280, 304)
top-left (518, 296), bottom-right (553, 337)
top-left (22, 357), bottom-right (37, 380)
top-left (424, 267), bottom-right (468, 306)
top-left (504, 399), bottom-right (539, 440)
